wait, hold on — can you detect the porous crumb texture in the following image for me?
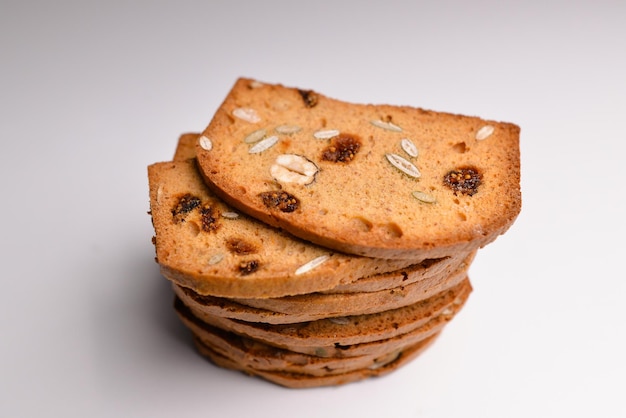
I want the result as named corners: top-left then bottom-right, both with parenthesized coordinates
top-left (196, 78), bottom-right (521, 259)
top-left (147, 78), bottom-right (521, 387)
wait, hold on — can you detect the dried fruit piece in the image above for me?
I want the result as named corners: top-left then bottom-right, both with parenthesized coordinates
top-left (198, 135), bottom-right (213, 151)
top-left (259, 191), bottom-right (300, 212)
top-left (313, 129), bottom-right (340, 140)
top-left (444, 167), bottom-right (482, 196)
top-left (412, 190), bottom-right (436, 203)
top-left (298, 89), bottom-right (318, 107)
top-left (400, 138), bottom-right (418, 158)
top-left (476, 125), bottom-right (494, 140)
top-left (321, 135), bottom-right (361, 163)
top-left (233, 107), bottom-right (260, 123)
top-left (385, 153), bottom-right (421, 178)
top-left (371, 120), bottom-right (402, 132)
top-left (226, 238), bottom-right (258, 255)
top-left (275, 124), bottom-right (302, 135)
top-left (238, 260), bottom-right (260, 275)
top-left (244, 129), bottom-right (267, 144)
top-left (295, 254), bottom-right (330, 275)
top-left (249, 135), bottom-right (279, 154)
top-left (199, 204), bottom-right (220, 232)
top-left (172, 193), bottom-right (201, 223)
top-left (270, 154), bottom-right (318, 185)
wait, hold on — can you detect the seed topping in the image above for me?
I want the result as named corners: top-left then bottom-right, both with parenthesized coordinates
top-left (400, 138), bottom-right (418, 158)
top-left (371, 120), bottom-right (402, 132)
top-left (412, 191), bottom-right (437, 203)
top-left (385, 153), bottom-right (421, 178)
top-left (275, 124), bottom-right (302, 135)
top-left (244, 129), bottom-right (267, 144)
top-left (313, 129), bottom-right (340, 140)
top-left (295, 254), bottom-right (330, 275)
top-left (476, 125), bottom-right (495, 140)
top-left (198, 135), bottom-right (213, 151)
top-left (233, 107), bottom-right (260, 123)
top-left (249, 135), bottom-right (279, 154)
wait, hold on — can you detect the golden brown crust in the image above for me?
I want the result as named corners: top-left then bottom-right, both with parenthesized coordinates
top-left (195, 78), bottom-right (521, 259)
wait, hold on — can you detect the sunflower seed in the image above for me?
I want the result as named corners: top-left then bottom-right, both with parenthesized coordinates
top-left (385, 153), bottom-right (421, 178)
top-left (249, 80), bottom-right (264, 88)
top-left (198, 135), bottom-right (213, 151)
top-left (249, 135), bottom-right (278, 154)
top-left (270, 154), bottom-right (319, 185)
top-left (313, 129), bottom-right (340, 140)
top-left (295, 254), bottom-right (330, 275)
top-left (412, 190), bottom-right (436, 203)
top-left (475, 125), bottom-right (494, 140)
top-left (233, 107), bottom-right (260, 123)
top-left (400, 138), bottom-right (418, 157)
top-left (275, 124), bottom-right (302, 135)
top-left (371, 120), bottom-right (402, 132)
top-left (244, 129), bottom-right (267, 144)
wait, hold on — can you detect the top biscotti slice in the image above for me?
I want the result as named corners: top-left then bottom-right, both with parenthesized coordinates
top-left (195, 78), bottom-right (521, 260)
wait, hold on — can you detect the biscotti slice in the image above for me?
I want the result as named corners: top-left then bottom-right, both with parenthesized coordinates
top-left (179, 279), bottom-right (471, 356)
top-left (192, 334), bottom-right (437, 388)
top-left (172, 255), bottom-right (470, 324)
top-left (195, 78), bottom-right (521, 259)
top-left (176, 299), bottom-right (429, 377)
top-left (148, 158), bottom-right (443, 298)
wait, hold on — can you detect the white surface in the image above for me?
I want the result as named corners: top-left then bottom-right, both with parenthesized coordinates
top-left (2, 1), bottom-right (625, 417)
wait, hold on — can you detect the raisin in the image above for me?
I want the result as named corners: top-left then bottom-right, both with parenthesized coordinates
top-left (321, 134), bottom-right (361, 163)
top-left (199, 204), bottom-right (220, 232)
top-left (226, 238), bottom-right (257, 255)
top-left (172, 193), bottom-right (201, 223)
top-left (443, 167), bottom-right (482, 196)
top-left (259, 191), bottom-right (300, 213)
top-left (238, 260), bottom-right (259, 275)
top-left (298, 89), bottom-right (318, 108)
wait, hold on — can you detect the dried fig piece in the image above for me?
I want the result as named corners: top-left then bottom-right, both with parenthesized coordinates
top-left (444, 167), bottom-right (482, 196)
top-left (259, 191), bottom-right (300, 213)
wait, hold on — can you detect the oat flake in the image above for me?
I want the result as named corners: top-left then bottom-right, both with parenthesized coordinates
top-left (208, 254), bottom-right (224, 265)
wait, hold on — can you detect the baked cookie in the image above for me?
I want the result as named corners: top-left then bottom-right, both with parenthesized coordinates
top-left (195, 78), bottom-right (521, 259)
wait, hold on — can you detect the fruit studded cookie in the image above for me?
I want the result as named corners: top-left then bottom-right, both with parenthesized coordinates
top-left (195, 78), bottom-right (521, 259)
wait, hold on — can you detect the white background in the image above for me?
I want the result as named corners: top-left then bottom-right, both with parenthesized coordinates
top-left (2, 1), bottom-right (625, 417)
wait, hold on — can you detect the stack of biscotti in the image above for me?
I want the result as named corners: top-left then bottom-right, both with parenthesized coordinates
top-left (147, 78), bottom-right (521, 388)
